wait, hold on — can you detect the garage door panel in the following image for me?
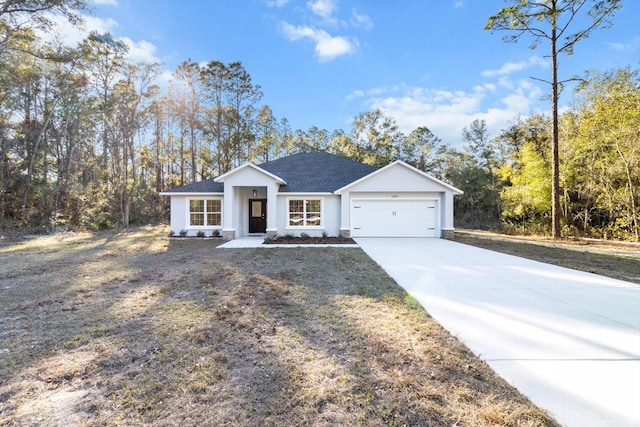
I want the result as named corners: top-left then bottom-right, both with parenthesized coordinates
top-left (351, 199), bottom-right (437, 237)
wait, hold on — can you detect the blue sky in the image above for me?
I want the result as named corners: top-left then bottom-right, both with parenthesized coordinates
top-left (75, 0), bottom-right (640, 148)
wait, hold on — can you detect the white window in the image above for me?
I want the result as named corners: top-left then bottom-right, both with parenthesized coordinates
top-left (288, 198), bottom-right (322, 227)
top-left (189, 199), bottom-right (222, 227)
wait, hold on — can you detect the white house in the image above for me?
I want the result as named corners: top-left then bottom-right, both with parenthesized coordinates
top-left (160, 152), bottom-right (463, 240)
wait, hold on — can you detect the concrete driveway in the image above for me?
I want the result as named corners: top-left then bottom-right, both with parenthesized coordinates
top-left (355, 237), bottom-right (640, 427)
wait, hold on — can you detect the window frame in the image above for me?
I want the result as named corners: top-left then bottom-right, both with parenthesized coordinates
top-left (286, 197), bottom-right (323, 229)
top-left (187, 197), bottom-right (223, 228)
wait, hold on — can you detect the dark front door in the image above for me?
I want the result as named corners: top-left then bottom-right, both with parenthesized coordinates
top-left (249, 199), bottom-right (267, 233)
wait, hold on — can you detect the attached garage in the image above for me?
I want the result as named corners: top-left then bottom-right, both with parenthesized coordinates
top-left (335, 161), bottom-right (463, 239)
top-left (351, 199), bottom-right (437, 237)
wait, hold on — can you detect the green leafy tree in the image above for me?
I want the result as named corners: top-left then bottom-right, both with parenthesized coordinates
top-left (351, 109), bottom-right (404, 167)
top-left (402, 126), bottom-right (446, 176)
top-left (495, 114), bottom-right (553, 233)
top-left (254, 105), bottom-right (279, 163)
top-left (462, 119), bottom-right (502, 224)
top-left (327, 128), bottom-right (358, 160)
top-left (81, 32), bottom-right (128, 169)
top-left (0, 0), bottom-right (86, 59)
top-left (500, 142), bottom-right (552, 233)
top-left (199, 61), bottom-right (262, 173)
top-left (570, 68), bottom-right (640, 240)
top-left (110, 62), bottom-right (160, 227)
top-left (486, 0), bottom-right (622, 238)
top-left (172, 60), bottom-right (203, 183)
top-left (225, 62), bottom-right (262, 166)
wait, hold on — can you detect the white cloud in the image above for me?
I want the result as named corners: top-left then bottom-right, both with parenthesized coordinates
top-left (36, 12), bottom-right (162, 65)
top-left (157, 70), bottom-right (175, 87)
top-left (351, 9), bottom-right (373, 30)
top-left (265, 0), bottom-right (290, 6)
top-left (349, 78), bottom-right (544, 148)
top-left (280, 22), bottom-right (356, 61)
top-left (37, 13), bottom-right (118, 47)
top-left (345, 89), bottom-right (364, 101)
top-left (308, 0), bottom-right (338, 22)
top-left (482, 56), bottom-right (548, 77)
top-left (83, 14), bottom-right (119, 34)
top-left (473, 83), bottom-right (496, 93)
top-left (121, 37), bottom-right (161, 64)
top-left (608, 36), bottom-right (640, 52)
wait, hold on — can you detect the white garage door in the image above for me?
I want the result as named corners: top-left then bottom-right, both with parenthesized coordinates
top-left (351, 199), bottom-right (437, 237)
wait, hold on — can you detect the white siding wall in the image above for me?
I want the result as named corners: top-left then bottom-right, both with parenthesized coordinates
top-left (169, 194), bottom-right (223, 237)
top-left (170, 196), bottom-right (187, 235)
top-left (338, 163), bottom-right (458, 237)
top-left (219, 166), bottom-right (280, 237)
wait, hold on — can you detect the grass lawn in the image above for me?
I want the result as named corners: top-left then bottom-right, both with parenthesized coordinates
top-left (455, 230), bottom-right (640, 285)
top-left (0, 226), bottom-right (558, 426)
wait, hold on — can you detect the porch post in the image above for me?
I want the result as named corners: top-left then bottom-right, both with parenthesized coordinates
top-left (222, 184), bottom-right (235, 240)
top-left (339, 190), bottom-right (351, 238)
top-left (266, 183), bottom-right (278, 237)
top-left (441, 192), bottom-right (455, 239)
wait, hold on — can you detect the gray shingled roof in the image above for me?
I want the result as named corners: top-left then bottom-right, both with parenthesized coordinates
top-left (162, 178), bottom-right (223, 193)
top-left (162, 152), bottom-right (378, 194)
top-left (258, 152), bottom-right (378, 192)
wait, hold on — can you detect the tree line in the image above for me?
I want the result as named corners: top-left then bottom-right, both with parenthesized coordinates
top-left (1, 0), bottom-right (638, 241)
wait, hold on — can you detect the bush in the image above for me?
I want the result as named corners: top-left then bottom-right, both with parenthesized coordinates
top-left (196, 230), bottom-right (205, 238)
top-left (300, 232), bottom-right (309, 240)
top-left (169, 230), bottom-right (175, 237)
top-left (211, 229), bottom-right (220, 237)
top-left (179, 229), bottom-right (188, 237)
top-left (93, 212), bottom-right (118, 230)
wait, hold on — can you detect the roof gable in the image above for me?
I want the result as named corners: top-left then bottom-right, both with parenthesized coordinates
top-left (214, 162), bottom-right (286, 184)
top-left (335, 160), bottom-right (463, 194)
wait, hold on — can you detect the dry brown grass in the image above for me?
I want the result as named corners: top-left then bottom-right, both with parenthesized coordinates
top-left (455, 230), bottom-right (640, 285)
top-left (1, 226), bottom-right (557, 426)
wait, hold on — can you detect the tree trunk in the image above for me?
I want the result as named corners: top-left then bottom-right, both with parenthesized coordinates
top-left (550, 2), bottom-right (561, 239)
top-left (616, 144), bottom-right (639, 242)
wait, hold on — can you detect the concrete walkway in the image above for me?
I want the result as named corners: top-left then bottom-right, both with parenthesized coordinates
top-left (218, 236), bottom-right (265, 248)
top-left (355, 237), bottom-right (640, 427)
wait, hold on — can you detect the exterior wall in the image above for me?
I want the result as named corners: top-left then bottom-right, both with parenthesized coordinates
top-left (170, 196), bottom-right (187, 235)
top-left (167, 162), bottom-right (460, 240)
top-left (338, 163), bottom-right (459, 238)
top-left (219, 167), bottom-right (281, 238)
top-left (235, 186), bottom-right (267, 237)
top-left (169, 194), bottom-right (224, 237)
top-left (441, 191), bottom-right (455, 235)
top-left (275, 194), bottom-right (341, 237)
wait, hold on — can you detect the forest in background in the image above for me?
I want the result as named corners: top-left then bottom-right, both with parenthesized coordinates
top-left (1, 1), bottom-right (639, 240)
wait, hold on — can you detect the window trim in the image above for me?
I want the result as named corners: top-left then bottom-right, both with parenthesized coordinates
top-left (286, 197), bottom-right (323, 229)
top-left (186, 197), bottom-right (223, 228)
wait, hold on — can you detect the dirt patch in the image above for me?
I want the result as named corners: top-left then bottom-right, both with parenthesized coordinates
top-left (0, 226), bottom-right (558, 426)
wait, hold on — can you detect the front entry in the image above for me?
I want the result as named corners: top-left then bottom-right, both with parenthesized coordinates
top-left (248, 199), bottom-right (267, 233)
